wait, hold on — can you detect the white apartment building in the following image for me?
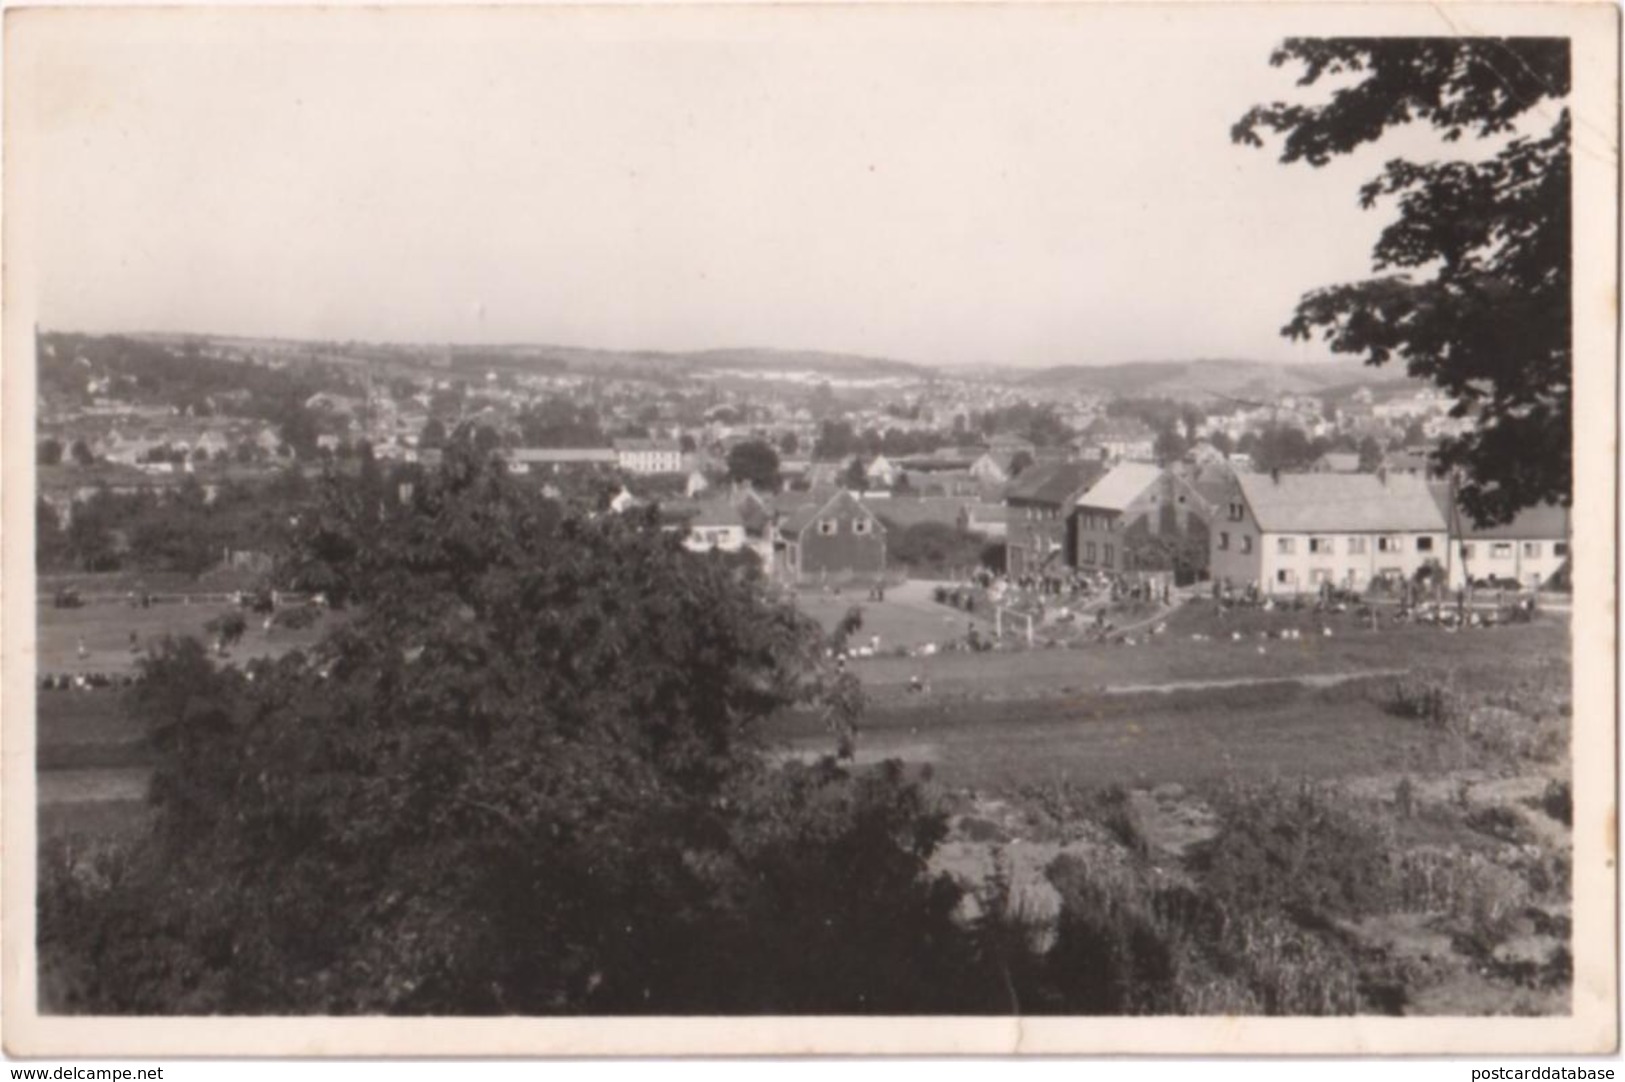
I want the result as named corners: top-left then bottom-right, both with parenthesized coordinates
top-left (1446, 503), bottom-right (1571, 591)
top-left (1210, 471), bottom-right (1449, 594)
top-left (613, 438), bottom-right (684, 475)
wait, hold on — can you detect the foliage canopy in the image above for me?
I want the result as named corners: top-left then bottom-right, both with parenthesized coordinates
top-left (1234, 38), bottom-right (1572, 524)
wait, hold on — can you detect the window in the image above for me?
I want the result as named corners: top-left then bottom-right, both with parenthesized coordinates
top-left (1277, 537), bottom-right (1296, 556)
top-left (1417, 536), bottom-right (1434, 553)
top-left (818, 519), bottom-right (837, 536)
top-left (1085, 541), bottom-right (1097, 562)
top-left (1218, 532), bottom-right (1230, 552)
top-left (1228, 502), bottom-right (1245, 522)
top-left (853, 519), bottom-right (871, 535)
top-left (1241, 535), bottom-right (1253, 555)
top-left (1491, 542), bottom-right (1513, 559)
top-left (1522, 541), bottom-right (1540, 558)
top-left (1460, 542), bottom-right (1476, 560)
top-left (1309, 537), bottom-right (1333, 555)
top-left (1378, 536), bottom-right (1401, 553)
top-left (1347, 536), bottom-right (1367, 555)
top-left (1555, 542), bottom-right (1569, 557)
top-left (1103, 543), bottom-right (1115, 567)
top-left (1276, 569), bottom-right (1295, 585)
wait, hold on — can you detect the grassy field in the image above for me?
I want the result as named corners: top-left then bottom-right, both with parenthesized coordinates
top-left (36, 692), bottom-right (148, 770)
top-left (39, 566), bottom-right (264, 598)
top-left (769, 677), bottom-right (1491, 790)
top-left (37, 599), bottom-right (333, 675)
top-left (849, 613), bottom-right (1567, 700)
top-left (789, 582), bottom-right (997, 650)
top-left (34, 595), bottom-right (335, 839)
top-left (34, 588), bottom-right (1570, 859)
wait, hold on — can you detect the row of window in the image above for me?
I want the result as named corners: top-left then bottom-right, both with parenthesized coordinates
top-left (1463, 541), bottom-right (1566, 560)
top-left (1080, 541), bottom-right (1117, 566)
top-left (816, 518), bottom-right (874, 536)
top-left (1216, 532), bottom-right (1436, 556)
top-left (1213, 533), bottom-right (1568, 560)
top-left (1275, 567), bottom-right (1401, 586)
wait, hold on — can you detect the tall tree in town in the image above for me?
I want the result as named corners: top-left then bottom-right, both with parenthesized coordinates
top-left (1234, 38), bottom-right (1571, 524)
top-left (726, 439), bottom-right (782, 492)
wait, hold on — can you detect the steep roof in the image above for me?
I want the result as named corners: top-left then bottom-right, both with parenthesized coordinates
top-left (963, 502), bottom-right (1013, 523)
top-left (1235, 471), bottom-right (1448, 533)
top-left (690, 502), bottom-right (746, 528)
top-left (781, 489), bottom-right (884, 536)
top-left (1458, 502), bottom-right (1571, 541)
top-left (506, 447), bottom-right (617, 464)
top-left (1076, 462), bottom-right (1164, 513)
top-left (612, 437), bottom-right (680, 453)
top-left (1004, 460), bottom-right (1104, 507)
top-left (659, 499), bottom-right (745, 528)
top-left (1177, 460), bottom-right (1238, 509)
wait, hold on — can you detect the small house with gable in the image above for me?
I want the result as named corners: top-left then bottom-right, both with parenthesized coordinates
top-left (778, 489), bottom-right (887, 583)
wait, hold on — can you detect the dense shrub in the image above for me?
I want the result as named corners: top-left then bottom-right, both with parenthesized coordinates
top-left (1043, 853), bottom-right (1361, 1015)
top-left (1393, 847), bottom-right (1531, 952)
top-left (1381, 673), bottom-right (1463, 729)
top-left (885, 520), bottom-right (987, 578)
top-left (1190, 782), bottom-right (1398, 923)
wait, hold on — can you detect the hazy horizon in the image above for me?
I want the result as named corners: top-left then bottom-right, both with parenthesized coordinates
top-left (16, 6), bottom-right (1492, 368)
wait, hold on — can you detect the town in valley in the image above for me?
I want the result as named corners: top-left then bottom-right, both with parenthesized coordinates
top-left (36, 328), bottom-right (1574, 1017)
top-left (23, 25), bottom-right (1584, 1027)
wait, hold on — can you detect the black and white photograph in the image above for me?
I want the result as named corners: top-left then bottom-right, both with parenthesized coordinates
top-left (2, 1), bottom-right (1618, 1058)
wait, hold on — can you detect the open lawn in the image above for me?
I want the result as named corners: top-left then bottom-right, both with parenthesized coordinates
top-left (39, 566), bottom-right (264, 599)
top-left (769, 677), bottom-right (1492, 791)
top-left (37, 598), bottom-right (334, 676)
top-left (848, 610), bottom-right (1568, 701)
top-left (36, 692), bottom-right (149, 770)
top-left (790, 579), bottom-right (996, 650)
top-left (35, 587), bottom-right (1569, 852)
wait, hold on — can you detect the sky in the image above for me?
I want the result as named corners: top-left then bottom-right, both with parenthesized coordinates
top-left (12, 5), bottom-right (1488, 368)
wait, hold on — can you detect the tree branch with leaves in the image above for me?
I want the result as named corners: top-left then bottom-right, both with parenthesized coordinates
top-left (1234, 37), bottom-right (1571, 524)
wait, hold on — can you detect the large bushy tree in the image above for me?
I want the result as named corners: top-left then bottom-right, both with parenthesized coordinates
top-left (1234, 38), bottom-right (1571, 524)
top-left (40, 441), bottom-right (991, 1014)
top-left (726, 439), bottom-right (782, 492)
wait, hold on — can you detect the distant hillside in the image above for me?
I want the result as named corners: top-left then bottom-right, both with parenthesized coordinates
top-left (1020, 358), bottom-right (1427, 402)
top-left (684, 348), bottom-right (924, 379)
top-left (462, 344), bottom-right (927, 380)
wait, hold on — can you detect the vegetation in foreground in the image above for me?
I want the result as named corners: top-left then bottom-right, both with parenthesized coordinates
top-left (36, 442), bottom-right (1571, 1016)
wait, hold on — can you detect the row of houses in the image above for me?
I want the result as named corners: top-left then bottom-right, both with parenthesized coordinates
top-left (626, 444), bottom-right (1572, 596)
top-left (1004, 458), bottom-right (1570, 594)
top-left (1214, 472), bottom-right (1569, 593)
